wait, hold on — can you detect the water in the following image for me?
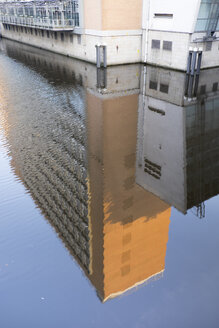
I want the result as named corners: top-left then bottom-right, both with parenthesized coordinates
top-left (0, 39), bottom-right (219, 328)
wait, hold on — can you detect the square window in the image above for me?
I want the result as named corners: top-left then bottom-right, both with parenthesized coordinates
top-left (160, 83), bottom-right (169, 94)
top-left (149, 80), bottom-right (158, 90)
top-left (152, 39), bottom-right (160, 49)
top-left (163, 41), bottom-right (172, 51)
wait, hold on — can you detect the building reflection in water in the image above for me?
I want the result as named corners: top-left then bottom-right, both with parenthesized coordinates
top-left (1, 40), bottom-right (171, 302)
top-left (137, 65), bottom-right (219, 217)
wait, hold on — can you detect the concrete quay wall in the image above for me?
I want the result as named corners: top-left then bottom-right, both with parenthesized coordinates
top-left (0, 24), bottom-right (142, 66)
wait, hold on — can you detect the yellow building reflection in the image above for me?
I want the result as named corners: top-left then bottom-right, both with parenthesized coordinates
top-left (0, 40), bottom-right (171, 302)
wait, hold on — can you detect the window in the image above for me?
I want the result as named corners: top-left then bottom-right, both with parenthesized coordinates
top-left (205, 41), bottom-right (212, 51)
top-left (25, 27), bottom-right (27, 33)
top-left (200, 85), bottom-right (206, 94)
top-left (144, 158), bottom-right (161, 180)
top-left (30, 28), bottom-right (33, 35)
top-left (70, 34), bottom-right (73, 43)
top-left (160, 83), bottom-right (169, 94)
top-left (41, 30), bottom-right (44, 37)
top-left (61, 33), bottom-right (64, 41)
top-left (152, 39), bottom-right (160, 49)
top-left (148, 106), bottom-right (165, 116)
top-left (212, 82), bottom-right (218, 92)
top-left (163, 41), bottom-right (172, 51)
top-left (47, 31), bottom-right (50, 38)
top-left (77, 35), bottom-right (81, 44)
top-left (54, 32), bottom-right (57, 40)
top-left (195, 0), bottom-right (219, 33)
top-left (154, 13), bottom-right (173, 18)
top-left (35, 29), bottom-right (37, 36)
top-left (149, 80), bottom-right (158, 90)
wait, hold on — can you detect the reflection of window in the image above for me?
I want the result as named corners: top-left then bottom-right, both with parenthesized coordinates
top-left (148, 106), bottom-right (165, 116)
top-left (144, 158), bottom-right (161, 180)
top-left (200, 85), bottom-right (206, 94)
top-left (149, 80), bottom-right (158, 90)
top-left (212, 82), bottom-right (218, 92)
top-left (160, 83), bottom-right (169, 94)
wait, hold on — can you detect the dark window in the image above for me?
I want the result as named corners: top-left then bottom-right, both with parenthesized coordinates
top-left (144, 158), bottom-right (161, 180)
top-left (12, 25), bottom-right (15, 31)
top-left (152, 39), bottom-right (160, 49)
top-left (47, 31), bottom-right (50, 38)
top-left (16, 26), bottom-right (18, 32)
top-left (30, 28), bottom-right (33, 35)
top-left (41, 30), bottom-right (44, 37)
top-left (54, 32), bottom-right (57, 40)
top-left (77, 35), bottom-right (81, 44)
top-left (163, 41), bottom-right (172, 51)
top-left (149, 80), bottom-right (158, 90)
top-left (205, 42), bottom-right (212, 51)
top-left (160, 83), bottom-right (169, 94)
top-left (148, 106), bottom-right (165, 116)
top-left (212, 82), bottom-right (218, 92)
top-left (61, 33), bottom-right (64, 41)
top-left (21, 26), bottom-right (23, 32)
top-left (25, 27), bottom-right (27, 33)
top-left (70, 34), bottom-right (73, 43)
top-left (35, 29), bottom-right (37, 36)
top-left (200, 85), bottom-right (206, 94)
top-left (154, 13), bottom-right (173, 18)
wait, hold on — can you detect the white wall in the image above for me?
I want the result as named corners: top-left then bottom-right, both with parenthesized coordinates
top-left (136, 96), bottom-right (187, 213)
top-left (142, 0), bottom-right (201, 33)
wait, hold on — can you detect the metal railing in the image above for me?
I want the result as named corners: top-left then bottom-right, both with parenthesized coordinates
top-left (0, 0), bottom-right (79, 31)
top-left (1, 14), bottom-right (75, 30)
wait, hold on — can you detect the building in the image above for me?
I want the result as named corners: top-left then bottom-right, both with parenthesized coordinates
top-left (0, 39), bottom-right (171, 301)
top-left (136, 65), bottom-right (219, 216)
top-left (0, 0), bottom-right (219, 69)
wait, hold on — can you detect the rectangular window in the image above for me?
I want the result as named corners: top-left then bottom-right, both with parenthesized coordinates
top-left (152, 39), bottom-right (160, 49)
top-left (144, 158), bottom-right (161, 180)
top-left (154, 13), bottom-right (173, 18)
top-left (163, 41), bottom-right (172, 51)
top-left (205, 41), bottom-right (212, 51)
top-left (25, 27), bottom-right (27, 33)
top-left (77, 35), bottom-right (81, 44)
top-left (41, 30), bottom-right (44, 37)
top-left (160, 83), bottom-right (169, 94)
top-left (149, 81), bottom-right (158, 90)
top-left (35, 29), bottom-right (37, 36)
top-left (148, 106), bottom-right (165, 116)
top-left (70, 34), bottom-right (73, 43)
top-left (47, 31), bottom-right (50, 38)
top-left (54, 32), bottom-right (57, 40)
top-left (200, 85), bottom-right (206, 94)
top-left (61, 33), bottom-right (64, 41)
top-left (30, 28), bottom-right (33, 35)
top-left (195, 0), bottom-right (219, 33)
top-left (212, 82), bottom-right (218, 92)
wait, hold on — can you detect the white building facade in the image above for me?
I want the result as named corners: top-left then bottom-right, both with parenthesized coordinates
top-left (0, 0), bottom-right (219, 69)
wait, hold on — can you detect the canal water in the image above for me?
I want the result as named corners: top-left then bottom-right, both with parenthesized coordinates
top-left (0, 38), bottom-right (219, 328)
